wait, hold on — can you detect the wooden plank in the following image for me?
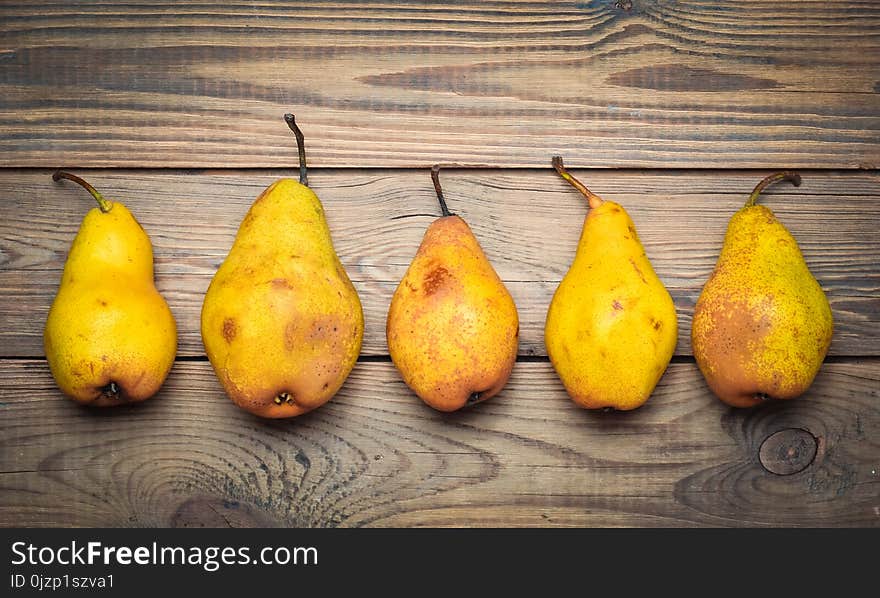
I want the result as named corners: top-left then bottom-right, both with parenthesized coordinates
top-left (0, 358), bottom-right (876, 527)
top-left (1, 169), bottom-right (877, 356)
top-left (0, 2), bottom-right (878, 168)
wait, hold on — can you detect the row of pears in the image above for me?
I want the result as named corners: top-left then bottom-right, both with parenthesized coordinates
top-left (44, 115), bottom-right (833, 418)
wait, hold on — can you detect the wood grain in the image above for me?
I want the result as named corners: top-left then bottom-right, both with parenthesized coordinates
top-left (1, 1), bottom-right (878, 530)
top-left (1, 169), bottom-right (877, 357)
top-left (0, 358), bottom-right (876, 528)
top-left (1, 2), bottom-right (878, 168)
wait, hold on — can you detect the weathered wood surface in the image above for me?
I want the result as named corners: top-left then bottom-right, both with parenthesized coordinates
top-left (0, 359), bottom-right (877, 528)
top-left (1, 169), bottom-right (878, 357)
top-left (1, 2), bottom-right (878, 529)
top-left (1, 2), bottom-right (878, 168)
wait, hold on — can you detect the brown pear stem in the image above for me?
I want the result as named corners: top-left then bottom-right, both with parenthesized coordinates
top-left (745, 171), bottom-right (802, 207)
top-left (431, 164), bottom-right (453, 217)
top-left (552, 156), bottom-right (603, 209)
top-left (52, 171), bottom-right (112, 213)
top-left (283, 113), bottom-right (308, 187)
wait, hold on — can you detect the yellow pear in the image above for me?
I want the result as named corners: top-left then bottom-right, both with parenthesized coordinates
top-left (44, 172), bottom-right (177, 406)
top-left (545, 157), bottom-right (678, 410)
top-left (386, 166), bottom-right (519, 412)
top-left (201, 114), bottom-right (363, 418)
top-left (692, 172), bottom-right (833, 408)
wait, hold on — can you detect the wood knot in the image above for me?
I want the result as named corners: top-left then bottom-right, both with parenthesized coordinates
top-left (171, 496), bottom-right (276, 528)
top-left (759, 428), bottom-right (818, 476)
top-left (616, 0), bottom-right (633, 11)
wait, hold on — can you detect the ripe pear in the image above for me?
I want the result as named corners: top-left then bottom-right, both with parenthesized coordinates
top-left (545, 157), bottom-right (678, 410)
top-left (44, 172), bottom-right (177, 406)
top-left (692, 172), bottom-right (833, 408)
top-left (386, 166), bottom-right (519, 412)
top-left (201, 114), bottom-right (363, 418)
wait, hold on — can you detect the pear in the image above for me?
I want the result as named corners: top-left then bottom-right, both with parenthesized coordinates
top-left (386, 166), bottom-right (519, 412)
top-left (692, 172), bottom-right (833, 408)
top-left (44, 172), bottom-right (177, 406)
top-left (201, 114), bottom-right (363, 418)
top-left (545, 157), bottom-right (678, 410)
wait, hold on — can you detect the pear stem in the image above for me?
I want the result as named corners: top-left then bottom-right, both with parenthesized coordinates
top-left (745, 171), bottom-right (802, 207)
top-left (283, 113), bottom-right (308, 187)
top-left (431, 164), bottom-right (453, 217)
top-left (552, 156), bottom-right (603, 209)
top-left (52, 171), bottom-right (112, 213)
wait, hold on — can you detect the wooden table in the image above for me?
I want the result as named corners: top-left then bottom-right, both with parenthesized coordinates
top-left (1, 2), bottom-right (877, 527)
